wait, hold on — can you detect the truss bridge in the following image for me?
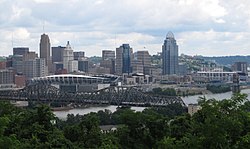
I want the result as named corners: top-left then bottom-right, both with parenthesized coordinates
top-left (0, 84), bottom-right (185, 107)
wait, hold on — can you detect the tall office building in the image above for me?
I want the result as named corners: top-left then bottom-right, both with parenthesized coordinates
top-left (40, 34), bottom-right (51, 65)
top-left (162, 32), bottom-right (179, 75)
top-left (101, 50), bottom-right (115, 74)
top-left (23, 58), bottom-right (48, 79)
top-left (102, 50), bottom-right (115, 60)
top-left (116, 44), bottom-right (133, 74)
top-left (13, 47), bottom-right (29, 56)
top-left (132, 51), bottom-right (151, 74)
top-left (12, 55), bottom-right (24, 74)
top-left (78, 60), bottom-right (89, 73)
top-left (40, 33), bottom-right (52, 73)
top-left (73, 51), bottom-right (85, 60)
top-left (52, 46), bottom-right (65, 63)
top-left (232, 62), bottom-right (248, 75)
top-left (0, 69), bottom-right (14, 85)
top-left (63, 41), bottom-right (74, 72)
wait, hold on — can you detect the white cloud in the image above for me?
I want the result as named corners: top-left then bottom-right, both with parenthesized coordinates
top-left (0, 0), bottom-right (249, 56)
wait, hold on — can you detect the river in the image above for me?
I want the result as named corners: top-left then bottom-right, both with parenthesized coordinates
top-left (53, 89), bottom-right (250, 119)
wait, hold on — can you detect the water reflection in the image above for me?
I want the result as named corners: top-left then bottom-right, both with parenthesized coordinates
top-left (54, 89), bottom-right (250, 119)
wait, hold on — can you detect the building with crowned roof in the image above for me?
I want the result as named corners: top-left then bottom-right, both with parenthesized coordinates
top-left (63, 41), bottom-right (78, 73)
top-left (162, 31), bottom-right (179, 75)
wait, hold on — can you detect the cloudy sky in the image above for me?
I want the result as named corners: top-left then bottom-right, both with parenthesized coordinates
top-left (0, 0), bottom-right (250, 57)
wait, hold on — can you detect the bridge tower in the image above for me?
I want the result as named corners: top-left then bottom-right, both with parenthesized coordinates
top-left (232, 73), bottom-right (240, 94)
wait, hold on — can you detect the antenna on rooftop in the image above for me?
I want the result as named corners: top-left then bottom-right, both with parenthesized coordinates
top-left (11, 32), bottom-right (13, 48)
top-left (43, 21), bottom-right (45, 33)
top-left (115, 33), bottom-right (117, 48)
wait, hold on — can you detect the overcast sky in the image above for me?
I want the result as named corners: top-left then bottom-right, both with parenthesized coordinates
top-left (0, 0), bottom-right (250, 57)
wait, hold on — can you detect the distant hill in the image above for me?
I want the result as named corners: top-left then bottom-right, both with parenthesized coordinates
top-left (201, 56), bottom-right (250, 66)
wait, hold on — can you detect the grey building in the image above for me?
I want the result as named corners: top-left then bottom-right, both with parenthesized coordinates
top-left (12, 55), bottom-right (24, 74)
top-left (101, 50), bottom-right (115, 74)
top-left (73, 51), bottom-right (85, 60)
top-left (162, 32), bottom-right (179, 75)
top-left (40, 34), bottom-right (51, 65)
top-left (0, 69), bottom-right (14, 85)
top-left (52, 46), bottom-right (65, 63)
top-left (132, 51), bottom-right (151, 74)
top-left (102, 50), bottom-right (115, 60)
top-left (178, 63), bottom-right (188, 76)
top-left (13, 47), bottom-right (29, 56)
top-left (232, 62), bottom-right (248, 75)
top-left (78, 60), bottom-right (89, 73)
top-left (23, 58), bottom-right (48, 79)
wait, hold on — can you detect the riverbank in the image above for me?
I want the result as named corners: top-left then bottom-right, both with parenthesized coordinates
top-left (53, 88), bottom-right (250, 119)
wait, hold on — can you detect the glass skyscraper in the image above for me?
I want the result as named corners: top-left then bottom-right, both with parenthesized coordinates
top-left (162, 32), bottom-right (179, 75)
top-left (116, 44), bottom-right (133, 74)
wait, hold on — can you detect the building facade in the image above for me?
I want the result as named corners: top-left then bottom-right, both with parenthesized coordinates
top-left (73, 51), bottom-right (85, 60)
top-left (23, 58), bottom-right (48, 79)
top-left (13, 47), bottom-right (29, 56)
top-left (162, 32), bottom-right (179, 75)
top-left (0, 69), bottom-right (14, 86)
top-left (40, 34), bottom-right (51, 65)
top-left (78, 60), bottom-right (89, 73)
top-left (232, 62), bottom-right (248, 75)
top-left (116, 44), bottom-right (133, 75)
top-left (132, 51), bottom-right (151, 74)
top-left (102, 50), bottom-right (115, 60)
top-left (63, 41), bottom-right (74, 72)
top-left (52, 46), bottom-right (65, 63)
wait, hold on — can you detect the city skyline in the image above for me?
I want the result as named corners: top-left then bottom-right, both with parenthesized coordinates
top-left (0, 0), bottom-right (250, 57)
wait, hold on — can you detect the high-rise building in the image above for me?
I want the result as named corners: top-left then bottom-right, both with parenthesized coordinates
top-left (52, 46), bottom-right (65, 63)
top-left (40, 34), bottom-right (51, 65)
top-left (23, 52), bottom-right (37, 61)
top-left (232, 62), bottom-right (248, 74)
top-left (13, 47), bottom-right (29, 56)
top-left (132, 51), bottom-right (151, 74)
top-left (73, 51), bottom-right (85, 60)
top-left (40, 33), bottom-right (52, 72)
top-left (68, 60), bottom-right (78, 72)
top-left (116, 44), bottom-right (133, 75)
top-left (0, 69), bottom-right (14, 85)
top-left (12, 55), bottom-right (24, 74)
top-left (23, 58), bottom-right (48, 79)
top-left (102, 50), bottom-right (115, 60)
top-left (78, 60), bottom-right (89, 73)
top-left (63, 41), bottom-right (74, 72)
top-left (100, 59), bottom-right (115, 74)
top-left (162, 32), bottom-right (179, 75)
top-left (101, 50), bottom-right (115, 74)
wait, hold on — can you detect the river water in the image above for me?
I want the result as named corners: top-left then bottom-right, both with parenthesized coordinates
top-left (53, 89), bottom-right (250, 119)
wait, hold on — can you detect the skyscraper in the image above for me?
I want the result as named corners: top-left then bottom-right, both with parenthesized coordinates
top-left (52, 46), bottom-right (65, 63)
top-left (162, 32), bottom-right (179, 75)
top-left (73, 51), bottom-right (85, 60)
top-left (13, 47), bottom-right (29, 56)
top-left (101, 50), bottom-right (115, 74)
top-left (40, 34), bottom-right (51, 65)
top-left (116, 44), bottom-right (133, 75)
top-left (232, 62), bottom-right (248, 75)
top-left (63, 41), bottom-right (74, 72)
top-left (102, 50), bottom-right (115, 60)
top-left (132, 51), bottom-right (151, 74)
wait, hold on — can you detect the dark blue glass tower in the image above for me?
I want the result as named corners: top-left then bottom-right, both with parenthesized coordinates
top-left (116, 44), bottom-right (133, 75)
top-left (122, 44), bottom-right (132, 74)
top-left (162, 32), bottom-right (179, 75)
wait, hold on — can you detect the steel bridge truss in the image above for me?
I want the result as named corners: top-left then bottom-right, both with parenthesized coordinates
top-left (0, 84), bottom-right (185, 107)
